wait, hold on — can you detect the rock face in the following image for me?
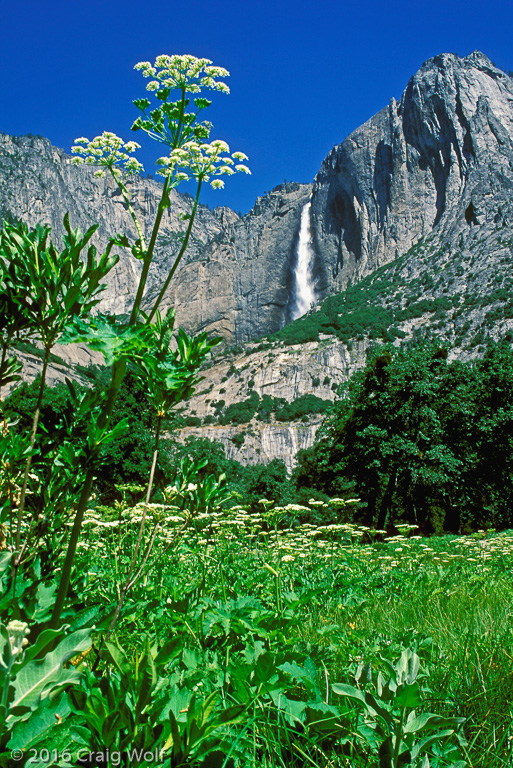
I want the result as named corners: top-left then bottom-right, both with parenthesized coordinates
top-left (149, 182), bottom-right (312, 343)
top-left (0, 134), bottom-right (311, 342)
top-left (3, 53), bottom-right (513, 470)
top-left (178, 421), bottom-right (322, 474)
top-left (310, 52), bottom-right (513, 295)
top-left (2, 54), bottom-right (512, 344)
top-left (175, 338), bottom-right (369, 470)
top-left (0, 134), bottom-right (227, 317)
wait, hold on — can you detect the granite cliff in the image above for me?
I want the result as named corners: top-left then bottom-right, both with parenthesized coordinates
top-left (0, 134), bottom-right (311, 342)
top-left (2, 52), bottom-right (512, 344)
top-left (2, 52), bottom-right (513, 468)
top-left (310, 51), bottom-right (513, 294)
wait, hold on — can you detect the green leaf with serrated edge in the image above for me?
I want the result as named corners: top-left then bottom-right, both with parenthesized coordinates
top-left (33, 582), bottom-right (58, 622)
top-left (159, 685), bottom-right (191, 724)
top-left (60, 316), bottom-right (152, 365)
top-left (7, 692), bottom-right (71, 749)
top-left (110, 233), bottom-right (131, 248)
top-left (10, 628), bottom-right (91, 715)
top-left (270, 690), bottom-right (306, 725)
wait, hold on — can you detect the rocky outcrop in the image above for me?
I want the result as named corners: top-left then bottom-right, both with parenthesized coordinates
top-left (178, 421), bottom-right (322, 474)
top-left (174, 338), bottom-right (369, 468)
top-left (3, 53), bottom-right (513, 471)
top-left (2, 54), bottom-right (512, 344)
top-left (183, 337), bottom-right (367, 420)
top-left (0, 134), bottom-right (311, 342)
top-left (150, 182), bottom-right (312, 343)
top-left (310, 52), bottom-right (513, 294)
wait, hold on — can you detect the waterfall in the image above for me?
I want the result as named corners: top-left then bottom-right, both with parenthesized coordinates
top-left (290, 199), bottom-right (316, 321)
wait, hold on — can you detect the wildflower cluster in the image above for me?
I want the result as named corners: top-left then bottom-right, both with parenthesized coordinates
top-left (130, 54), bottom-right (250, 187)
top-left (71, 132), bottom-right (144, 178)
top-left (134, 55), bottom-right (230, 95)
top-left (156, 139), bottom-right (250, 189)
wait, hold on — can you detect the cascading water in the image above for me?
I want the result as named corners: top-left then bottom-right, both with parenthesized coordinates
top-left (289, 199), bottom-right (316, 320)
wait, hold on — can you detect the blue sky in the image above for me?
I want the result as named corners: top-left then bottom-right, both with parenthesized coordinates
top-left (1, 0), bottom-right (512, 213)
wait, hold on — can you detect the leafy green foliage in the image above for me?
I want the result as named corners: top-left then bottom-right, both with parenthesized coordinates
top-left (275, 393), bottom-right (331, 422)
top-left (0, 216), bottom-right (118, 350)
top-left (219, 390), bottom-right (260, 424)
top-left (0, 618), bottom-right (92, 754)
top-left (295, 340), bottom-right (513, 532)
top-left (333, 649), bottom-right (466, 766)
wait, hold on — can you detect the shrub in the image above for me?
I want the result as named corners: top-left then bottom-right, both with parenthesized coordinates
top-left (275, 394), bottom-right (332, 422)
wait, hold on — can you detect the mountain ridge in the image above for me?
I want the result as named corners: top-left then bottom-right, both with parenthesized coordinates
top-left (2, 51), bottom-right (513, 468)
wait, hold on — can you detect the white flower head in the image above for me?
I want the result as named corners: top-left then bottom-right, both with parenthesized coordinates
top-left (135, 54), bottom-right (230, 95)
top-left (71, 132), bottom-right (144, 176)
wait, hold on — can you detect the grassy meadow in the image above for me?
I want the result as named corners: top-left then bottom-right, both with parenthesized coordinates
top-left (54, 496), bottom-right (513, 767)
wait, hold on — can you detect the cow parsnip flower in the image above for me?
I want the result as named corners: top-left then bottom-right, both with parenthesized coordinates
top-left (156, 139), bottom-right (250, 189)
top-left (135, 54), bottom-right (230, 95)
top-left (71, 132), bottom-right (144, 178)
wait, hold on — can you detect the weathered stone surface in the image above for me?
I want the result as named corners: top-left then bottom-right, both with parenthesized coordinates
top-left (178, 421), bottom-right (322, 474)
top-left (152, 182), bottom-right (312, 343)
top-left (184, 338), bottom-right (367, 420)
top-left (3, 53), bottom-right (513, 470)
top-left (0, 134), bottom-right (227, 317)
top-left (3, 54), bottom-right (512, 347)
top-left (310, 52), bottom-right (513, 295)
top-left (175, 338), bottom-right (369, 468)
top-left (0, 135), bottom-right (311, 342)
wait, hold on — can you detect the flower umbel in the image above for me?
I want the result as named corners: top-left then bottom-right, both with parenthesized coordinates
top-left (71, 132), bottom-right (144, 178)
top-left (134, 54), bottom-right (230, 95)
top-left (156, 141), bottom-right (250, 189)
top-left (131, 55), bottom-right (232, 152)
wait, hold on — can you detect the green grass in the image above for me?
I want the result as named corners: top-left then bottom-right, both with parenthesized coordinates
top-left (72, 500), bottom-right (513, 767)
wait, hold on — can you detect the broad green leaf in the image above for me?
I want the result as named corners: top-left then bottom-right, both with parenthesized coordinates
top-left (10, 628), bottom-right (91, 715)
top-left (7, 692), bottom-right (71, 749)
top-left (404, 713), bottom-right (465, 734)
top-left (395, 681), bottom-right (421, 709)
top-left (270, 690), bottom-right (306, 725)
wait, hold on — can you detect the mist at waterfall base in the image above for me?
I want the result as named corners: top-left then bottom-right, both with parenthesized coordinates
top-left (289, 200), bottom-right (316, 322)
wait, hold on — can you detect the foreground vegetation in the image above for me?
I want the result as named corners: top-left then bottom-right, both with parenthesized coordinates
top-left (5, 496), bottom-right (513, 766)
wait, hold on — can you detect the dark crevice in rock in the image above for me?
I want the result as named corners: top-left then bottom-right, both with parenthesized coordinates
top-left (465, 201), bottom-right (479, 225)
top-left (373, 141), bottom-right (393, 226)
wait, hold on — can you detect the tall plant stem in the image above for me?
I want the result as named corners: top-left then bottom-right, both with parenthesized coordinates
top-left (147, 178), bottom-right (203, 323)
top-left (393, 705), bottom-right (406, 768)
top-left (110, 170), bottom-right (147, 253)
top-left (50, 162), bottom-right (201, 628)
top-left (15, 345), bottom-right (51, 555)
top-left (49, 472), bottom-right (94, 627)
top-left (107, 415), bottom-right (162, 637)
top-left (0, 341), bottom-right (8, 402)
top-left (129, 177), bottom-right (171, 326)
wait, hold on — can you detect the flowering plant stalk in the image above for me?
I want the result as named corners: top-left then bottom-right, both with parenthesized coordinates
top-left (50, 54), bottom-right (249, 627)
